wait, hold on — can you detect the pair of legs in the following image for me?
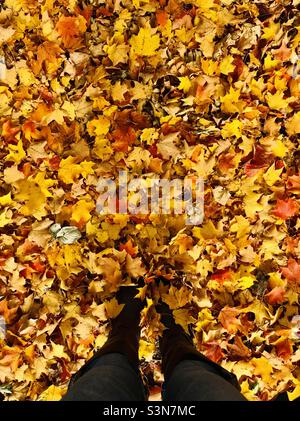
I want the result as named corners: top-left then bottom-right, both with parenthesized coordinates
top-left (62, 286), bottom-right (246, 401)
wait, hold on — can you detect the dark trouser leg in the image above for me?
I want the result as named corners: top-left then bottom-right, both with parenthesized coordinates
top-left (158, 302), bottom-right (246, 401)
top-left (62, 286), bottom-right (147, 401)
top-left (62, 353), bottom-right (146, 401)
top-left (163, 359), bottom-right (246, 401)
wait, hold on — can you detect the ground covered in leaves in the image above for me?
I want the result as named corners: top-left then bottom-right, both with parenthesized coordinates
top-left (0, 0), bottom-right (300, 401)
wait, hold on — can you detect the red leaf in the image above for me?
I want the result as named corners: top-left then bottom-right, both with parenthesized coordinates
top-left (49, 156), bottom-right (61, 170)
top-left (203, 342), bottom-right (224, 363)
top-left (211, 269), bottom-right (232, 284)
top-left (156, 10), bottom-right (168, 26)
top-left (110, 127), bottom-right (136, 152)
top-left (244, 162), bottom-right (267, 177)
top-left (244, 145), bottom-right (273, 176)
top-left (281, 258), bottom-right (300, 283)
top-left (272, 198), bottom-right (299, 220)
top-left (265, 287), bottom-right (286, 305)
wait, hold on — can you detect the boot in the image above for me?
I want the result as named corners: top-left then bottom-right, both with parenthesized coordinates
top-left (157, 300), bottom-right (240, 388)
top-left (69, 285), bottom-right (145, 387)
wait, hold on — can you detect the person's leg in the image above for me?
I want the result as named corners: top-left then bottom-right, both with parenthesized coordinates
top-left (163, 359), bottom-right (246, 401)
top-left (62, 353), bottom-right (146, 401)
top-left (157, 301), bottom-right (246, 401)
top-left (62, 286), bottom-right (147, 401)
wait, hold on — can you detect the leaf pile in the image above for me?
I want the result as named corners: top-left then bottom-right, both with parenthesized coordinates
top-left (0, 0), bottom-right (300, 401)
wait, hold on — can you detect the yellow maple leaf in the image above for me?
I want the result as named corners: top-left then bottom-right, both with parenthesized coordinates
top-left (71, 199), bottom-right (95, 225)
top-left (220, 87), bottom-right (244, 114)
top-left (221, 120), bottom-right (243, 138)
top-left (178, 76), bottom-right (192, 93)
top-left (240, 300), bottom-right (270, 325)
top-left (139, 339), bottom-right (155, 361)
top-left (5, 140), bottom-right (26, 164)
top-left (104, 42), bottom-right (129, 66)
top-left (263, 53), bottom-right (281, 70)
top-left (262, 22), bottom-right (280, 40)
top-left (130, 27), bottom-right (160, 57)
top-left (162, 285), bottom-right (192, 310)
top-left (195, 308), bottom-right (215, 331)
top-left (265, 91), bottom-right (290, 111)
top-left (87, 115), bottom-right (110, 136)
top-left (288, 376), bottom-right (300, 401)
top-left (39, 385), bottom-right (67, 401)
top-left (244, 191), bottom-right (263, 219)
top-left (233, 275), bottom-right (255, 291)
top-left (220, 56), bottom-right (235, 75)
top-left (14, 172), bottom-right (55, 218)
top-left (263, 163), bottom-right (283, 187)
top-left (58, 157), bottom-right (94, 184)
top-left (95, 333), bottom-right (107, 349)
top-left (173, 308), bottom-right (196, 334)
top-left (0, 192), bottom-right (13, 206)
top-left (0, 209), bottom-right (12, 227)
top-left (285, 111), bottom-right (300, 136)
top-left (251, 357), bottom-right (273, 383)
top-left (270, 137), bottom-right (288, 158)
top-left (105, 297), bottom-right (125, 319)
top-left (230, 215), bottom-right (250, 238)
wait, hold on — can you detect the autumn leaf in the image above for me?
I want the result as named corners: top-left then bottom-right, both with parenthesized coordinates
top-left (281, 259), bottom-right (300, 288)
top-left (173, 308), bottom-right (196, 334)
top-left (56, 15), bottom-right (87, 49)
top-left (71, 199), bottom-right (95, 227)
top-left (38, 385), bottom-right (67, 401)
top-left (104, 297), bottom-right (125, 319)
top-left (58, 157), bottom-right (95, 184)
top-left (251, 357), bottom-right (273, 383)
top-left (130, 27), bottom-right (160, 56)
top-left (162, 285), bottom-right (192, 310)
top-left (286, 174), bottom-right (300, 194)
top-left (2, 0), bottom-right (300, 402)
top-left (272, 198), bottom-right (299, 220)
top-left (218, 306), bottom-right (242, 334)
top-left (265, 287), bottom-right (286, 305)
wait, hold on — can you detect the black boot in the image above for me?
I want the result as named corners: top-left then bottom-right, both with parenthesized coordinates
top-left (97, 285), bottom-right (145, 371)
top-left (156, 301), bottom-right (240, 388)
top-left (69, 285), bottom-right (145, 388)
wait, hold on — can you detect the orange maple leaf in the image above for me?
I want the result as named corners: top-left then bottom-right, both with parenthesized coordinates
top-left (56, 16), bottom-right (86, 49)
top-left (281, 258), bottom-right (300, 284)
top-left (2, 120), bottom-right (20, 140)
top-left (202, 342), bottom-right (224, 363)
top-left (218, 306), bottom-right (242, 334)
top-left (156, 10), bottom-right (168, 26)
top-left (31, 41), bottom-right (62, 76)
top-left (119, 239), bottom-right (137, 257)
top-left (272, 198), bottom-right (299, 220)
top-left (276, 338), bottom-right (293, 360)
top-left (0, 299), bottom-right (18, 324)
top-left (211, 269), bottom-right (232, 285)
top-left (265, 286), bottom-right (286, 305)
